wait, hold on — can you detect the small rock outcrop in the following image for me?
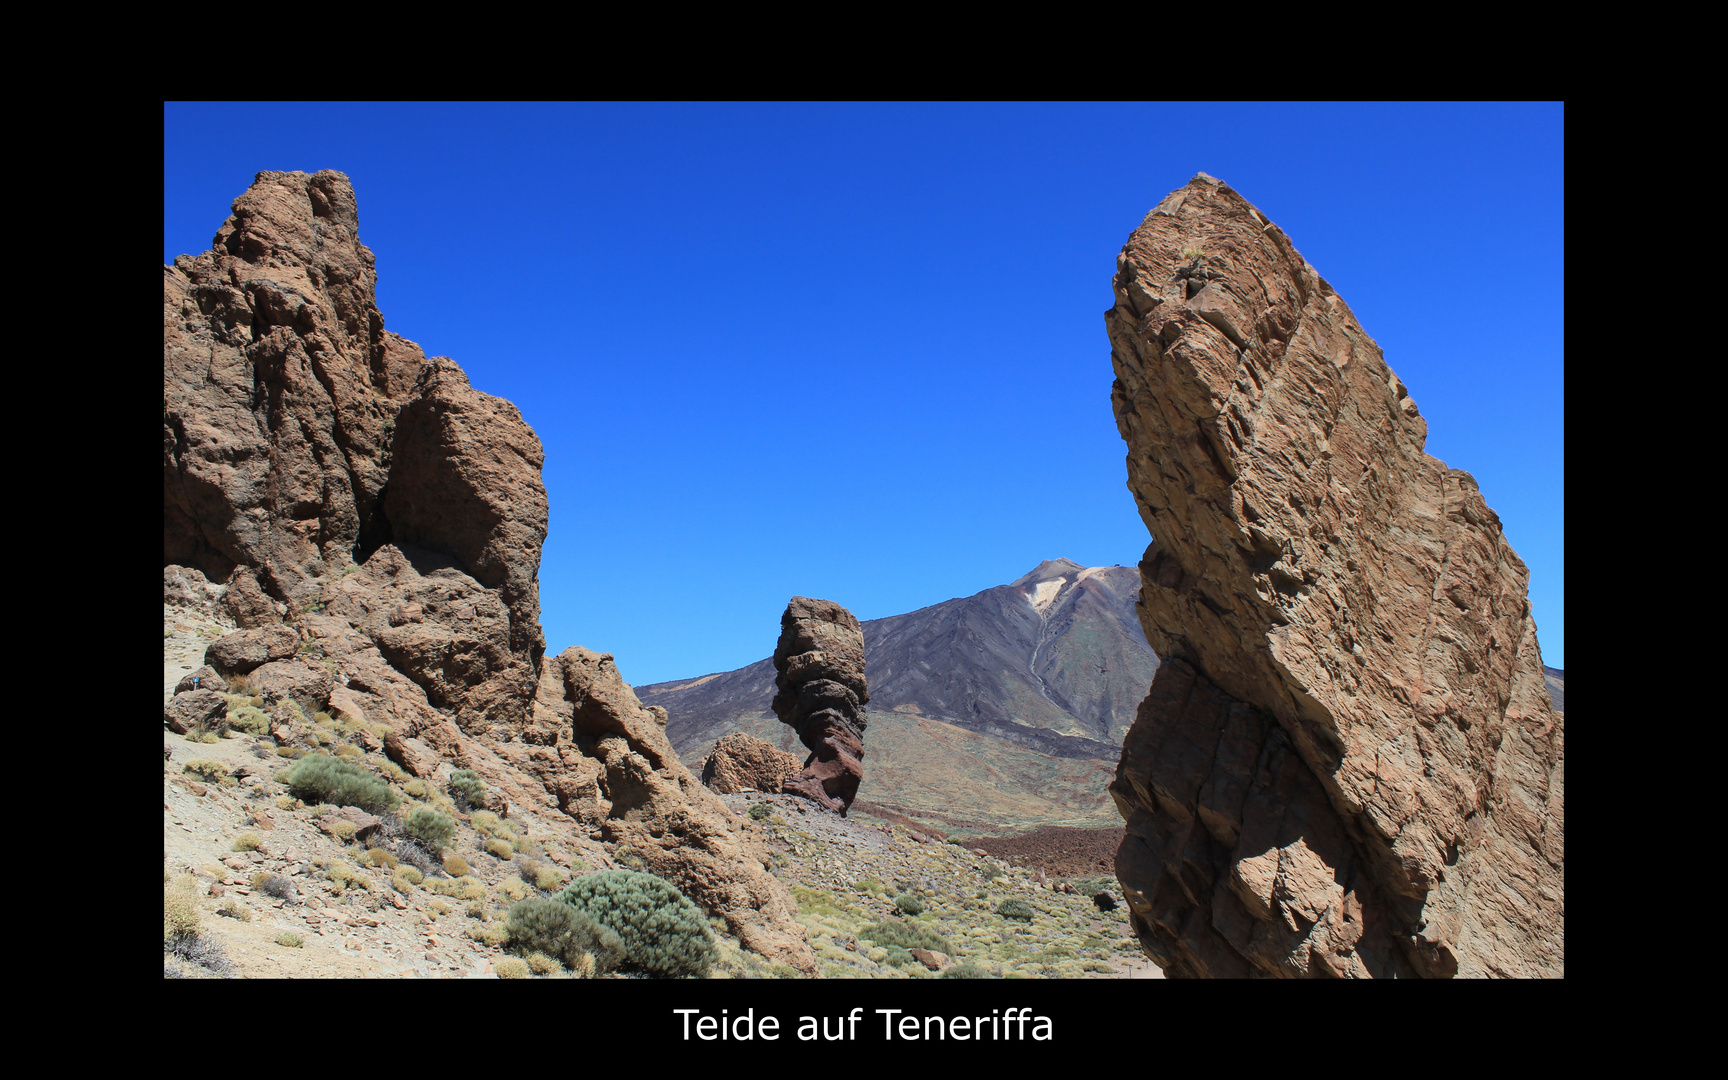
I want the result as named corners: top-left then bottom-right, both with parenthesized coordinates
top-left (701, 732), bottom-right (804, 794)
top-left (771, 597), bottom-right (870, 814)
top-left (164, 170), bottom-right (815, 976)
top-left (1106, 174), bottom-right (1563, 978)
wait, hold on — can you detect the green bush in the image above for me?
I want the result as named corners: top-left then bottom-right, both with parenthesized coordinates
top-left (942, 961), bottom-right (991, 979)
top-left (402, 806), bottom-right (455, 850)
top-left (279, 754), bottom-right (397, 814)
top-left (747, 804), bottom-right (771, 822)
top-left (858, 917), bottom-right (951, 955)
top-left (505, 897), bottom-right (625, 973)
top-left (882, 945), bottom-right (915, 967)
top-left (894, 893), bottom-right (925, 916)
top-left (555, 871), bottom-right (717, 979)
top-left (996, 898), bottom-right (1035, 921)
top-left (449, 769), bottom-right (489, 809)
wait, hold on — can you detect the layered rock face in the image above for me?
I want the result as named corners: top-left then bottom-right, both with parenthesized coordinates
top-left (1106, 174), bottom-right (1563, 978)
top-left (772, 598), bottom-right (870, 814)
top-left (165, 171), bottom-right (815, 975)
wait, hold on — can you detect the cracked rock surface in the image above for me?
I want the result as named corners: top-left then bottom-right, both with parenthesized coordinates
top-left (1106, 173), bottom-right (1562, 978)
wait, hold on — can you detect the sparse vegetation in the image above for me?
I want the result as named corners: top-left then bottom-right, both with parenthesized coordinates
top-left (402, 806), bottom-right (455, 851)
top-left (279, 754), bottom-right (397, 814)
top-left (183, 760), bottom-right (233, 786)
top-left (996, 898), bottom-right (1034, 921)
top-left (218, 899), bottom-right (251, 922)
top-left (858, 917), bottom-right (952, 955)
top-left (276, 932), bottom-right (304, 948)
top-left (748, 804), bottom-right (771, 822)
top-left (449, 769), bottom-right (489, 809)
top-left (231, 833), bottom-right (263, 852)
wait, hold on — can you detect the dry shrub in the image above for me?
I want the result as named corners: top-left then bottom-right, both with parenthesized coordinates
top-left (164, 886), bottom-right (200, 939)
top-left (485, 838), bottom-right (515, 860)
top-left (276, 932), bottom-right (304, 948)
top-left (525, 951), bottom-right (560, 975)
top-left (495, 956), bottom-right (529, 979)
top-left (443, 854), bottom-right (471, 877)
top-left (430, 900), bottom-right (452, 916)
top-left (327, 819), bottom-right (358, 843)
top-left (232, 833), bottom-right (264, 852)
top-left (218, 899), bottom-right (252, 922)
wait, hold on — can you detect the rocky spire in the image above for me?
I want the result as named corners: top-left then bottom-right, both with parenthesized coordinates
top-left (771, 597), bottom-right (870, 814)
top-left (1105, 174), bottom-right (1563, 977)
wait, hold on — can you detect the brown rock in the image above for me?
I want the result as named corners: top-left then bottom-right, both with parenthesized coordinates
top-left (247, 658), bottom-right (334, 715)
top-left (701, 732), bottom-right (803, 794)
top-left (500, 647), bottom-right (818, 975)
top-left (205, 625), bottom-right (299, 675)
top-left (222, 567), bottom-right (280, 628)
top-left (383, 729), bottom-right (438, 778)
top-left (328, 807), bottom-right (384, 843)
top-left (174, 665), bottom-right (226, 696)
top-left (1106, 173), bottom-right (1563, 978)
top-left (165, 688), bottom-right (227, 734)
top-left (163, 170), bottom-right (817, 977)
top-left (771, 597), bottom-right (870, 814)
top-left (909, 948), bottom-right (950, 972)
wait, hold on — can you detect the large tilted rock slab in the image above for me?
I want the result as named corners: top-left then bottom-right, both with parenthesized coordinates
top-left (772, 597), bottom-right (870, 814)
top-left (1106, 173), bottom-right (1562, 978)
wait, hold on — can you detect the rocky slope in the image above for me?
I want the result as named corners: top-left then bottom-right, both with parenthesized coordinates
top-left (165, 170), bottom-right (814, 976)
top-left (1106, 173), bottom-right (1563, 977)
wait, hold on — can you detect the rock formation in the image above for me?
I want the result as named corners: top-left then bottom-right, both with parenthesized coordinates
top-left (702, 732), bottom-right (804, 794)
top-left (771, 597), bottom-right (870, 814)
top-left (165, 170), bottom-right (815, 975)
top-left (1106, 173), bottom-right (1563, 978)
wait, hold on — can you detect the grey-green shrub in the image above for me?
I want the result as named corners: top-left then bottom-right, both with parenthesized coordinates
top-left (857, 917), bottom-right (951, 955)
top-left (448, 769), bottom-right (489, 809)
top-left (555, 870), bottom-right (717, 978)
top-left (941, 961), bottom-right (991, 979)
top-left (894, 893), bottom-right (925, 916)
top-left (996, 898), bottom-right (1034, 921)
top-left (505, 897), bottom-right (624, 972)
top-left (402, 806), bottom-right (455, 850)
top-left (279, 754), bottom-right (397, 814)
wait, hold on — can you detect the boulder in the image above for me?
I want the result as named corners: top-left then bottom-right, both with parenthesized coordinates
top-left (174, 665), bottom-right (225, 695)
top-left (205, 626), bottom-right (298, 675)
top-left (909, 948), bottom-right (950, 972)
top-left (383, 730), bottom-right (438, 778)
top-left (701, 732), bottom-right (803, 794)
top-left (1105, 173), bottom-right (1563, 978)
top-left (771, 597), bottom-right (870, 814)
top-left (222, 567), bottom-right (279, 628)
top-left (164, 689), bottom-right (227, 734)
top-left (247, 658), bottom-right (334, 716)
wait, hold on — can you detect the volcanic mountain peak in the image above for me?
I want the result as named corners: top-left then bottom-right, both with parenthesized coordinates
top-left (1010, 558), bottom-right (1088, 588)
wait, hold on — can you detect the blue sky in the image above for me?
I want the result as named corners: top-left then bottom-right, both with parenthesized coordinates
top-left (164, 102), bottom-right (1564, 684)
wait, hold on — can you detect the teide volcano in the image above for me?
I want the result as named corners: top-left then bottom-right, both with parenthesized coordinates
top-left (639, 559), bottom-right (1160, 836)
